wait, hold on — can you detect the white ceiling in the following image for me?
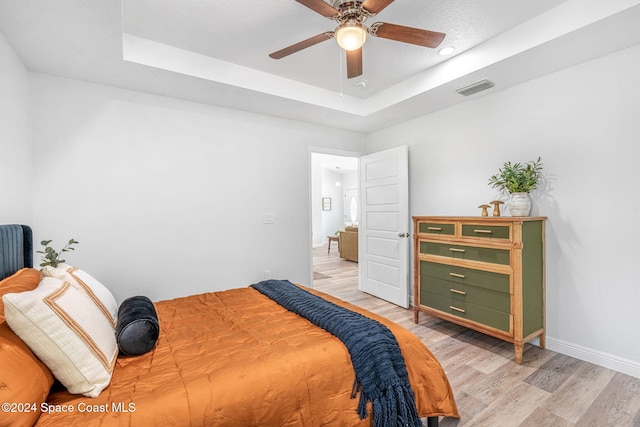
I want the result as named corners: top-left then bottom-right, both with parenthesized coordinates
top-left (122, 0), bottom-right (565, 98)
top-left (316, 153), bottom-right (359, 175)
top-left (1, 0), bottom-right (640, 132)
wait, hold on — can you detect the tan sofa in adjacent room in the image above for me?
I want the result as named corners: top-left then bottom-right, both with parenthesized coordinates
top-left (339, 226), bottom-right (358, 262)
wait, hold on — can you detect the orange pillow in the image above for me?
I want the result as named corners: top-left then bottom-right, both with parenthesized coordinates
top-left (0, 268), bottom-right (41, 322)
top-left (0, 321), bottom-right (54, 426)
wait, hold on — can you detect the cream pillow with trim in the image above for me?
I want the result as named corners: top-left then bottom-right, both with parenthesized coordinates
top-left (3, 276), bottom-right (118, 397)
top-left (41, 264), bottom-right (117, 326)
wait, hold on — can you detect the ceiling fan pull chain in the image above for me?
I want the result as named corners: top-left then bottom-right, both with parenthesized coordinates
top-left (339, 47), bottom-right (344, 97)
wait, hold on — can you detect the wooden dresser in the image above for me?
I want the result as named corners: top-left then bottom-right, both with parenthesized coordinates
top-left (412, 216), bottom-right (546, 364)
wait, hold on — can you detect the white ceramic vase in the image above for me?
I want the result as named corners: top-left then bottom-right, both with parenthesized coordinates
top-left (508, 192), bottom-right (531, 216)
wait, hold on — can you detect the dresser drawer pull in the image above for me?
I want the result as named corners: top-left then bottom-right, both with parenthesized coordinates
top-left (449, 272), bottom-right (466, 279)
top-left (473, 229), bottom-right (493, 234)
top-left (449, 248), bottom-right (466, 253)
top-left (449, 306), bottom-right (466, 313)
top-left (427, 227), bottom-right (442, 231)
top-left (450, 289), bottom-right (466, 295)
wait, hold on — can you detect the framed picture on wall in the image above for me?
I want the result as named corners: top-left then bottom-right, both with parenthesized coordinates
top-left (322, 197), bottom-right (332, 211)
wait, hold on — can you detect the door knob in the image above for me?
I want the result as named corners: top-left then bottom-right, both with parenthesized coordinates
top-left (398, 232), bottom-right (406, 238)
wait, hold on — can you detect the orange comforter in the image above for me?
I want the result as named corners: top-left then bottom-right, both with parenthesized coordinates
top-left (37, 286), bottom-right (458, 426)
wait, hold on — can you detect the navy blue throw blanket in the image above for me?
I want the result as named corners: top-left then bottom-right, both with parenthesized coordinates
top-left (252, 280), bottom-right (422, 427)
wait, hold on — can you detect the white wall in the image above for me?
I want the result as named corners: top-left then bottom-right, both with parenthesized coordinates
top-left (367, 43), bottom-right (640, 377)
top-left (342, 171), bottom-right (358, 196)
top-left (0, 32), bottom-right (32, 224)
top-left (311, 155), bottom-right (361, 247)
top-left (321, 169), bottom-right (344, 240)
top-left (310, 154), bottom-right (323, 247)
top-left (29, 74), bottom-right (365, 302)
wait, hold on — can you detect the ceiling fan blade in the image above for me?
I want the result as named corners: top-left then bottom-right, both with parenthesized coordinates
top-left (370, 22), bottom-right (445, 48)
top-left (346, 48), bottom-right (363, 79)
top-left (362, 0), bottom-right (394, 15)
top-left (295, 0), bottom-right (339, 17)
top-left (269, 32), bottom-right (334, 59)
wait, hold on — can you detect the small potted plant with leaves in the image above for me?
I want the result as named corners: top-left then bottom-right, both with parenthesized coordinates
top-left (488, 157), bottom-right (543, 216)
top-left (37, 238), bottom-right (79, 268)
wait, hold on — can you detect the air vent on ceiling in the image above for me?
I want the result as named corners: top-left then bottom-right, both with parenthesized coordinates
top-left (455, 79), bottom-right (495, 97)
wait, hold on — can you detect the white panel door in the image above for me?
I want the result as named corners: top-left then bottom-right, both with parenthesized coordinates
top-left (359, 146), bottom-right (410, 308)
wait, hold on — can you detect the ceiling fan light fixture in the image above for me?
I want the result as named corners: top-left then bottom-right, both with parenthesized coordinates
top-left (335, 21), bottom-right (368, 51)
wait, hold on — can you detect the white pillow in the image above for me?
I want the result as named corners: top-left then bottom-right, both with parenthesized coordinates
top-left (2, 277), bottom-right (118, 397)
top-left (41, 264), bottom-right (117, 327)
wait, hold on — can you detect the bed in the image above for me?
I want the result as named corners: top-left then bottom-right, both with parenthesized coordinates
top-left (0, 224), bottom-right (458, 426)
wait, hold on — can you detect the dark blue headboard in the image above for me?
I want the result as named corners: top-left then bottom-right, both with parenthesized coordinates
top-left (0, 225), bottom-right (33, 280)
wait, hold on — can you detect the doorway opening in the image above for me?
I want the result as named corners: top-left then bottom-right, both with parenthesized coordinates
top-left (310, 146), bottom-right (409, 308)
top-left (310, 152), bottom-right (360, 290)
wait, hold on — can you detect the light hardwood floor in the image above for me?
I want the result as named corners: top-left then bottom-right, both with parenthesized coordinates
top-left (312, 245), bottom-right (640, 427)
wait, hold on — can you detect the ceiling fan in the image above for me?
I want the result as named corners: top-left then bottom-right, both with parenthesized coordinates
top-left (269, 0), bottom-right (446, 79)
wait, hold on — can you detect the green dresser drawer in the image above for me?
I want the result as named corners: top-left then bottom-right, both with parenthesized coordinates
top-left (420, 275), bottom-right (510, 312)
top-left (420, 261), bottom-right (510, 294)
top-left (420, 241), bottom-right (510, 265)
top-left (420, 291), bottom-right (511, 333)
top-left (418, 222), bottom-right (455, 236)
top-left (461, 224), bottom-right (510, 240)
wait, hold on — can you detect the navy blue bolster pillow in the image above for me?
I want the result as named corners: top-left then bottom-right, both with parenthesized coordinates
top-left (115, 296), bottom-right (160, 356)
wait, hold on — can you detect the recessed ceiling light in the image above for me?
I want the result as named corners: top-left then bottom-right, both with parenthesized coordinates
top-left (438, 46), bottom-right (455, 56)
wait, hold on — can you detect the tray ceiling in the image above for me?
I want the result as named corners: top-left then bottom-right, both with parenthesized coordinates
top-left (1, 0), bottom-right (640, 131)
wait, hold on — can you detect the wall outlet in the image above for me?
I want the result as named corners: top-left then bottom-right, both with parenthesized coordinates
top-left (264, 270), bottom-right (271, 279)
top-left (263, 212), bottom-right (274, 224)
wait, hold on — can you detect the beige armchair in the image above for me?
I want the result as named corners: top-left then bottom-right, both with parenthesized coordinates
top-left (339, 226), bottom-right (358, 262)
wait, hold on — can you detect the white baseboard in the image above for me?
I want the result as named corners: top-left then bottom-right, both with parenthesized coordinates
top-left (546, 337), bottom-right (640, 379)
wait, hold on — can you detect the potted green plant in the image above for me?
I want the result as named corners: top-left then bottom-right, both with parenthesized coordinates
top-left (488, 157), bottom-right (543, 216)
top-left (37, 238), bottom-right (79, 268)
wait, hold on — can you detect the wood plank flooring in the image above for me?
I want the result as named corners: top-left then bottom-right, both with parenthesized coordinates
top-left (312, 245), bottom-right (640, 427)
